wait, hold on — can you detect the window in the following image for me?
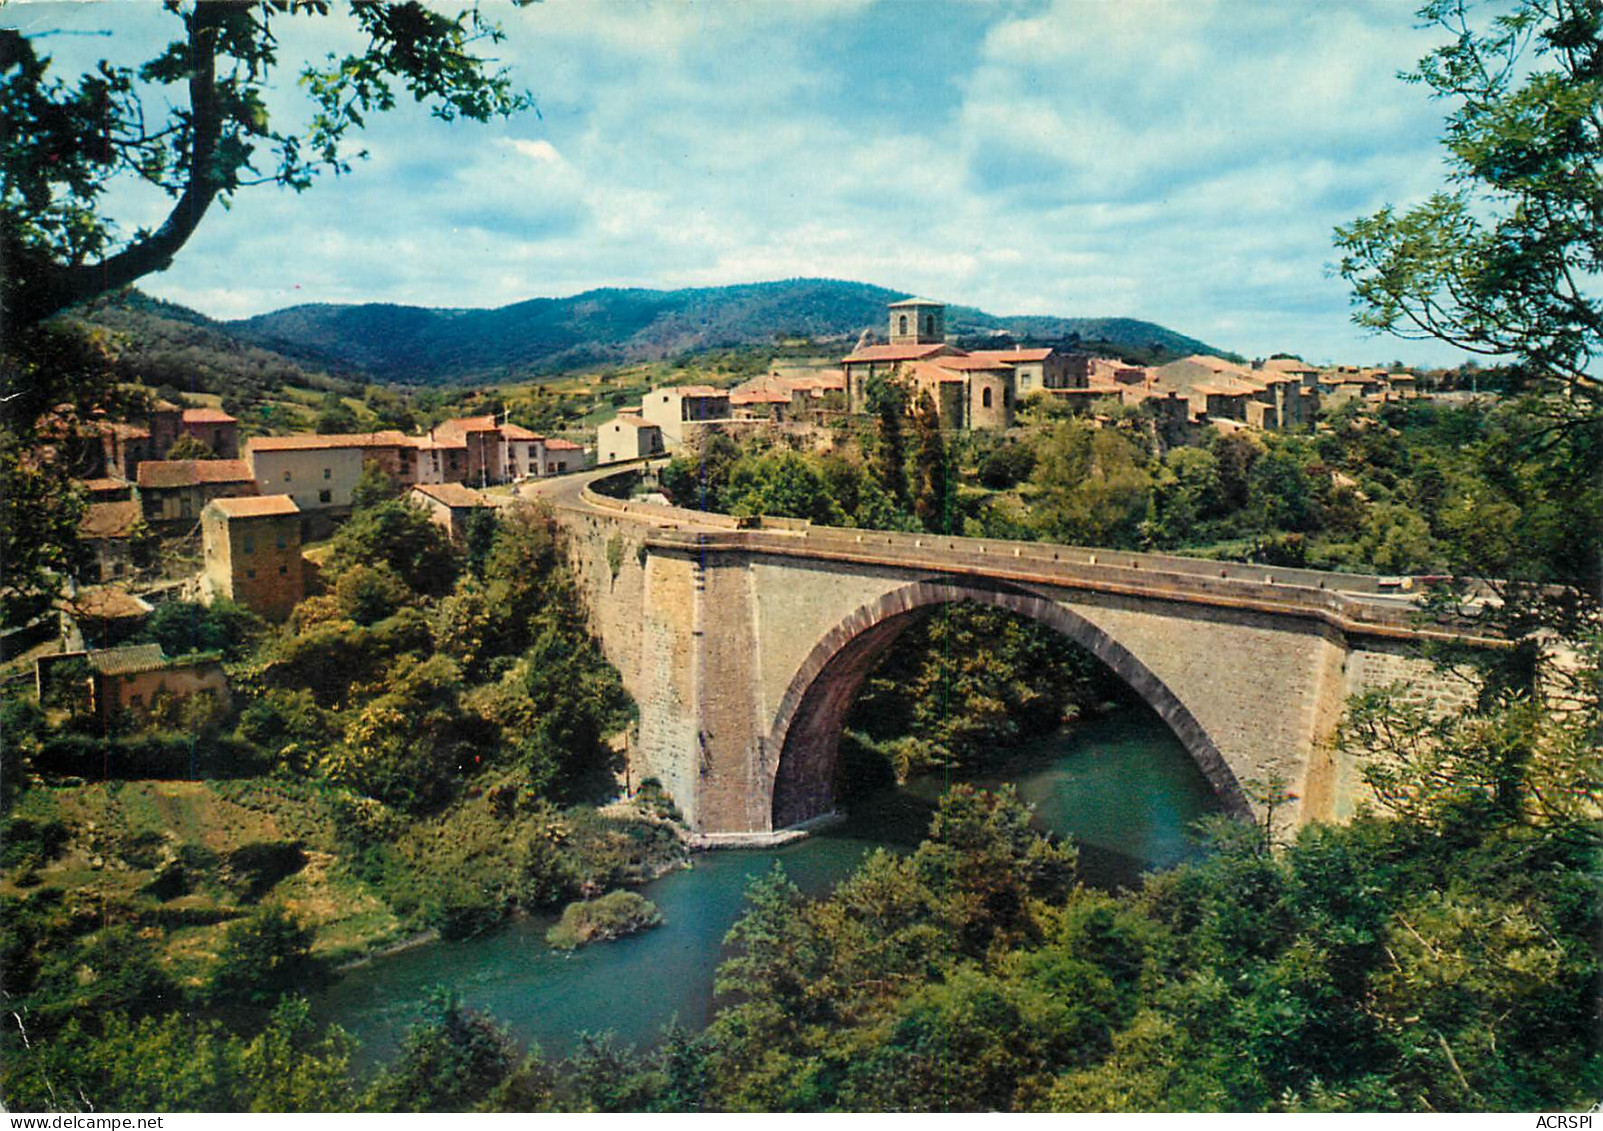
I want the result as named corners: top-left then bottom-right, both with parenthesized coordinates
top-left (323, 468), bottom-right (331, 480)
top-left (982, 387), bottom-right (993, 408)
top-left (278, 565), bottom-right (288, 575)
top-left (924, 314), bottom-right (934, 336)
top-left (242, 535), bottom-right (255, 554)
top-left (283, 470), bottom-right (292, 482)
top-left (276, 535), bottom-right (287, 549)
top-left (318, 489), bottom-right (332, 504)
top-left (898, 315), bottom-right (908, 336)
top-left (246, 568), bottom-right (256, 579)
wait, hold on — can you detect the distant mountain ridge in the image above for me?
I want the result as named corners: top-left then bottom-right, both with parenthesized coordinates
top-left (225, 279), bottom-right (1228, 385)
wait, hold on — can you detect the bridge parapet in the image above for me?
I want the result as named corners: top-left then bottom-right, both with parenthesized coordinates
top-left (537, 461), bottom-right (1507, 836)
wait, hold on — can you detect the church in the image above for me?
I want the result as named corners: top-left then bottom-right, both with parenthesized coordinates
top-left (840, 298), bottom-right (1078, 429)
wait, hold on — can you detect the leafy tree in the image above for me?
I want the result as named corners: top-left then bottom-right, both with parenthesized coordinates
top-left (165, 433), bottom-right (217, 460)
top-left (0, 325), bottom-right (121, 625)
top-left (1334, 0), bottom-right (1600, 401)
top-left (233, 997), bottom-right (358, 1113)
top-left (3, 3), bottom-right (535, 329)
top-left (910, 391), bottom-right (958, 534)
top-left (849, 601), bottom-right (1114, 778)
top-left (138, 598), bottom-right (262, 659)
top-left (324, 654), bottom-right (475, 812)
top-left (349, 459), bottom-right (398, 510)
top-left (1245, 445), bottom-right (1316, 533)
top-left (314, 393), bottom-right (360, 435)
top-left (333, 562), bottom-right (413, 626)
top-left (461, 506), bottom-right (500, 578)
top-left (978, 440), bottom-right (1037, 489)
top-left (367, 988), bottom-right (519, 1112)
top-left (206, 905), bottom-right (323, 1009)
top-left (723, 450), bottom-right (847, 525)
top-left (661, 428), bottom-right (740, 512)
top-left (1030, 421), bottom-right (1153, 548)
top-left (865, 373), bottom-right (910, 509)
top-left (327, 499), bottom-right (457, 597)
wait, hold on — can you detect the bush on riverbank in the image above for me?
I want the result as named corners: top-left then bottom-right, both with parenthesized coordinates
top-left (546, 891), bottom-right (663, 950)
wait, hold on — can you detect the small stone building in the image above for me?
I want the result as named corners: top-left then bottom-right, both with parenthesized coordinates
top-left (37, 643), bottom-right (230, 728)
top-left (641, 387), bottom-right (732, 446)
top-left (66, 586), bottom-right (153, 649)
top-left (78, 500), bottom-right (144, 582)
top-left (200, 495), bottom-right (303, 620)
top-left (598, 414), bottom-right (665, 465)
top-left (542, 438), bottom-right (584, 475)
top-left (408, 482), bottom-right (494, 541)
top-left (137, 459), bottom-right (258, 523)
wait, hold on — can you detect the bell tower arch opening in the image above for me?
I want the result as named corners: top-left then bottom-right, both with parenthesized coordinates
top-left (766, 580), bottom-right (1251, 831)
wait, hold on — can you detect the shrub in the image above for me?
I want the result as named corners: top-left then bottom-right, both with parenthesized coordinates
top-left (545, 890), bottom-right (662, 950)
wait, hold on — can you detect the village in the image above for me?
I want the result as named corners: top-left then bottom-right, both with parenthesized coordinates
top-left (41, 293), bottom-right (1456, 735)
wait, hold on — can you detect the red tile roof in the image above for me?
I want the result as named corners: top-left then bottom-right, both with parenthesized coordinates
top-left (501, 423), bottom-right (543, 441)
top-left (79, 500), bottom-right (142, 539)
top-left (906, 361), bottom-right (968, 385)
top-left (70, 586), bottom-right (152, 620)
top-left (411, 482), bottom-right (491, 508)
top-left (137, 459), bottom-right (255, 489)
top-left (208, 495), bottom-right (300, 518)
top-left (841, 343), bottom-right (953, 364)
top-left (247, 431), bottom-right (410, 452)
top-left (969, 348), bottom-right (1054, 363)
top-left (730, 389), bottom-right (793, 405)
top-left (80, 477), bottom-right (131, 494)
top-left (181, 408), bottom-right (237, 424)
top-left (671, 386), bottom-right (725, 398)
top-left (545, 438), bottom-right (583, 451)
top-left (436, 414), bottom-right (500, 434)
top-left (86, 643), bottom-right (168, 676)
top-left (930, 355), bottom-right (1013, 372)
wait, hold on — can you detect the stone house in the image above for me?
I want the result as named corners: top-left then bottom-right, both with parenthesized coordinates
top-left (542, 438), bottom-right (583, 474)
top-left (177, 408), bottom-right (240, 458)
top-left (98, 404), bottom-right (240, 478)
top-left (65, 586), bottom-right (153, 649)
top-left (408, 482), bottom-right (494, 541)
top-left (78, 499), bottom-right (144, 582)
top-left (136, 459), bottom-right (258, 523)
top-left (36, 643), bottom-right (230, 728)
top-left (200, 495), bottom-right (304, 621)
top-left (642, 387), bottom-right (732, 447)
top-left (244, 434), bottom-right (382, 511)
top-left (598, 413), bottom-right (666, 464)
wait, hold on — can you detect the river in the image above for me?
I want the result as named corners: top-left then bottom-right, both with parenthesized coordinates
top-left (311, 705), bottom-right (1224, 1066)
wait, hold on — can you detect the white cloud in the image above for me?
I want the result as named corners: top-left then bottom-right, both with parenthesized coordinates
top-left (17, 0), bottom-right (1479, 366)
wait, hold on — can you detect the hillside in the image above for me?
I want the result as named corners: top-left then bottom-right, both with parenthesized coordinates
top-left (60, 291), bottom-right (362, 418)
top-left (228, 279), bottom-right (1227, 385)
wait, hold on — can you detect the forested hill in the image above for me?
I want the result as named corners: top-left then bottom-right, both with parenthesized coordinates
top-left (226, 279), bottom-right (1225, 384)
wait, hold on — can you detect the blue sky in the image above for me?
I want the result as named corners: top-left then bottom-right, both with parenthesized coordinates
top-left (16, 1), bottom-right (1469, 366)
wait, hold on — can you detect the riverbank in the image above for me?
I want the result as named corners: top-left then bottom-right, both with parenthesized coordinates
top-left (310, 705), bottom-right (1224, 1065)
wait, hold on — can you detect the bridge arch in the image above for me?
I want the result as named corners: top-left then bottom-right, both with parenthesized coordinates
top-left (766, 578), bottom-right (1253, 830)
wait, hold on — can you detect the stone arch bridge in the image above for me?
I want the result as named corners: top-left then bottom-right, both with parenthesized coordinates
top-left (528, 462), bottom-right (1498, 843)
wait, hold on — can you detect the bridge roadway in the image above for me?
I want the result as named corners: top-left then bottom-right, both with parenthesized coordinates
top-left (523, 460), bottom-right (1499, 838)
top-left (525, 459), bottom-right (1491, 650)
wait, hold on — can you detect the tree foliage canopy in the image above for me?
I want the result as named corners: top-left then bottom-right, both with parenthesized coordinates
top-left (2, 1), bottom-right (534, 328)
top-left (1335, 0), bottom-right (1601, 398)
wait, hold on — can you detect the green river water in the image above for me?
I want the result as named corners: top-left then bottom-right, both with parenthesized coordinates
top-left (311, 705), bottom-right (1224, 1065)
